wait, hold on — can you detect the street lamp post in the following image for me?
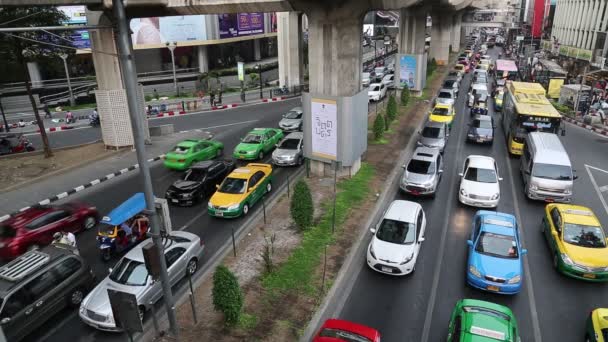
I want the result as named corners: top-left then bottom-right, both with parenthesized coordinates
top-left (0, 93), bottom-right (9, 133)
top-left (257, 64), bottom-right (263, 99)
top-left (59, 53), bottom-right (75, 107)
top-left (166, 42), bottom-right (179, 97)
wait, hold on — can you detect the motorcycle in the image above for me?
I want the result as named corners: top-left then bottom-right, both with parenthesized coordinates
top-left (89, 115), bottom-right (100, 127)
top-left (0, 134), bottom-right (35, 155)
top-left (97, 193), bottom-right (150, 261)
top-left (274, 86), bottom-right (290, 96)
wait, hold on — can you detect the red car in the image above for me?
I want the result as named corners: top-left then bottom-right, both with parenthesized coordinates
top-left (457, 60), bottom-right (470, 73)
top-left (0, 203), bottom-right (99, 259)
top-left (313, 319), bottom-right (381, 342)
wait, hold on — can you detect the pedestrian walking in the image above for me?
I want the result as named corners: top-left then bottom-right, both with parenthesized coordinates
top-left (153, 88), bottom-right (159, 99)
top-left (66, 111), bottom-right (74, 124)
top-left (42, 102), bottom-right (51, 119)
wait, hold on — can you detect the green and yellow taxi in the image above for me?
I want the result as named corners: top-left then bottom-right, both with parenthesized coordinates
top-left (233, 128), bottom-right (284, 160)
top-left (586, 308), bottom-right (608, 342)
top-left (447, 299), bottom-right (520, 342)
top-left (207, 163), bottom-right (273, 218)
top-left (542, 204), bottom-right (608, 281)
top-left (163, 139), bottom-right (224, 171)
top-left (429, 103), bottom-right (456, 129)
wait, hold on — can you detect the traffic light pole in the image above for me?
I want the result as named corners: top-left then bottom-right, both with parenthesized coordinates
top-left (112, 0), bottom-right (179, 338)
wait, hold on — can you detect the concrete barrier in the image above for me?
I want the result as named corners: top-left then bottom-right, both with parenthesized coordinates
top-left (149, 124), bottom-right (174, 137)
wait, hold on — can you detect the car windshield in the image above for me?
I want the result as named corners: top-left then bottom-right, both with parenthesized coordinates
top-left (370, 85), bottom-right (380, 91)
top-left (422, 126), bottom-right (442, 138)
top-left (219, 178), bottom-right (247, 194)
top-left (376, 218), bottom-right (416, 244)
top-left (0, 224), bottom-right (16, 238)
top-left (242, 134), bottom-right (262, 144)
top-left (182, 168), bottom-right (207, 182)
top-left (278, 138), bottom-right (300, 149)
top-left (532, 163), bottom-right (572, 180)
top-left (99, 224), bottom-right (116, 236)
top-left (407, 159), bottom-right (435, 174)
top-left (496, 92), bottom-right (504, 100)
top-left (473, 119), bottom-right (493, 129)
top-left (443, 81), bottom-right (455, 88)
top-left (563, 223), bottom-right (607, 248)
top-left (463, 306), bottom-right (511, 321)
top-left (374, 68), bottom-right (384, 74)
top-left (173, 145), bottom-right (190, 154)
top-left (109, 258), bottom-right (148, 286)
top-left (475, 232), bottom-right (518, 258)
top-left (438, 92), bottom-right (452, 99)
top-left (448, 72), bottom-right (459, 77)
top-left (283, 111), bottom-right (301, 119)
top-left (465, 167), bottom-right (497, 183)
top-left (432, 107), bottom-right (450, 116)
top-left (319, 328), bottom-right (372, 342)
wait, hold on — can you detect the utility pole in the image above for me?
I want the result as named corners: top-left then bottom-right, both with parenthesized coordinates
top-left (59, 53), bottom-right (75, 107)
top-left (166, 42), bottom-right (179, 97)
top-left (574, 64), bottom-right (590, 116)
top-left (112, 0), bottom-right (179, 338)
top-left (0, 93), bottom-right (9, 133)
top-left (257, 64), bottom-right (263, 99)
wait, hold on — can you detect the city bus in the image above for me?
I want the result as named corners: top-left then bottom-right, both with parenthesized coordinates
top-left (502, 81), bottom-right (563, 155)
top-left (495, 59), bottom-right (518, 80)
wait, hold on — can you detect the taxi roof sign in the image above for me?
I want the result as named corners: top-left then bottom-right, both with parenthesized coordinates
top-left (470, 326), bottom-right (506, 340)
top-left (563, 209), bottom-right (593, 216)
top-left (484, 218), bottom-right (514, 228)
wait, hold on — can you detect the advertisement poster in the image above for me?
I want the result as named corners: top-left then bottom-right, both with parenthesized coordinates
top-left (311, 98), bottom-right (338, 160)
top-left (270, 13), bottom-right (278, 33)
top-left (58, 6), bottom-right (91, 49)
top-left (399, 55), bottom-right (417, 89)
top-left (219, 13), bottom-right (264, 39)
top-left (130, 16), bottom-right (207, 46)
top-left (237, 62), bottom-right (245, 81)
top-left (548, 79), bottom-right (564, 99)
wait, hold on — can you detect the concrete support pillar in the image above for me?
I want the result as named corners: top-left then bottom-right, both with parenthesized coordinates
top-left (87, 10), bottom-right (148, 148)
top-left (430, 13), bottom-right (451, 65)
top-left (398, 7), bottom-right (428, 94)
top-left (27, 62), bottom-right (42, 88)
top-left (197, 45), bottom-right (209, 73)
top-left (277, 12), bottom-right (303, 88)
top-left (451, 13), bottom-right (462, 52)
top-left (253, 38), bottom-right (261, 61)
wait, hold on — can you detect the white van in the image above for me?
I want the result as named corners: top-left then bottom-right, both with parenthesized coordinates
top-left (520, 132), bottom-right (577, 202)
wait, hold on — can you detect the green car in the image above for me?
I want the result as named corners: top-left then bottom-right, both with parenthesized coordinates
top-left (233, 128), bottom-right (284, 160)
top-left (447, 299), bottom-right (520, 342)
top-left (164, 139), bottom-right (224, 171)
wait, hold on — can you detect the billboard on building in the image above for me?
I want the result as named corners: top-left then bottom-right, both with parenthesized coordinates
top-left (219, 13), bottom-right (265, 39)
top-left (130, 16), bottom-right (207, 46)
top-left (58, 6), bottom-right (91, 49)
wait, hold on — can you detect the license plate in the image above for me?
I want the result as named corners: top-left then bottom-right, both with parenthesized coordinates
top-left (171, 199), bottom-right (178, 203)
top-left (411, 190), bottom-right (420, 195)
top-left (486, 285), bottom-right (500, 292)
top-left (545, 199), bottom-right (555, 203)
top-left (381, 266), bottom-right (393, 273)
top-left (239, 155), bottom-right (245, 159)
top-left (583, 273), bottom-right (596, 279)
top-left (215, 211), bottom-right (224, 217)
top-left (477, 139), bottom-right (484, 143)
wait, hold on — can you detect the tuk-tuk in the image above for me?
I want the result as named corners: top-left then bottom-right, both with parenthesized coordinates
top-left (97, 192), bottom-right (150, 261)
top-left (470, 96), bottom-right (489, 116)
top-left (0, 133), bottom-right (34, 155)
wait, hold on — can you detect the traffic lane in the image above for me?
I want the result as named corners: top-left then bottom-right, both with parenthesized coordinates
top-left (511, 119), bottom-right (608, 342)
top-left (338, 62), bottom-right (471, 341)
top-left (27, 126), bottom-right (102, 149)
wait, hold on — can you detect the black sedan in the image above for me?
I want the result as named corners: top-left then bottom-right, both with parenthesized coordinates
top-left (165, 160), bottom-right (235, 206)
top-left (466, 115), bottom-right (495, 145)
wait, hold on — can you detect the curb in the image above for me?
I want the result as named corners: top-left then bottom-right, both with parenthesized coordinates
top-left (262, 97), bottom-right (286, 102)
top-left (0, 154), bottom-right (166, 222)
top-left (134, 166), bottom-right (307, 342)
top-left (38, 125), bottom-right (75, 133)
top-left (211, 103), bottom-right (239, 110)
top-left (562, 116), bottom-right (608, 136)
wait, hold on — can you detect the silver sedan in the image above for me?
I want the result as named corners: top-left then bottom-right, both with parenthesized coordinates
top-left (78, 231), bottom-right (204, 332)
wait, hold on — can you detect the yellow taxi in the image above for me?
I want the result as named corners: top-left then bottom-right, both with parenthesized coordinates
top-left (207, 163), bottom-right (273, 218)
top-left (454, 64), bottom-right (466, 74)
top-left (542, 204), bottom-right (608, 281)
top-left (429, 103), bottom-right (455, 129)
top-left (586, 308), bottom-right (608, 342)
top-left (464, 49), bottom-right (473, 58)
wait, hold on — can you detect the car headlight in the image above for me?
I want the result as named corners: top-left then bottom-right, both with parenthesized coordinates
top-left (106, 314), bottom-right (115, 324)
top-left (467, 133), bottom-right (475, 138)
top-left (507, 275), bottom-right (521, 284)
top-left (248, 150), bottom-right (257, 154)
top-left (460, 188), bottom-right (468, 196)
top-left (490, 193), bottom-right (500, 200)
top-left (369, 244), bottom-right (376, 259)
top-left (416, 141), bottom-right (423, 146)
top-left (561, 253), bottom-right (574, 266)
top-left (79, 304), bottom-right (86, 315)
top-left (400, 253), bottom-right (414, 265)
top-left (227, 203), bottom-right (240, 211)
top-left (207, 202), bottom-right (212, 209)
top-left (469, 265), bottom-right (482, 278)
top-left (181, 193), bottom-right (193, 199)
top-left (529, 184), bottom-right (538, 191)
top-left (564, 188), bottom-right (572, 195)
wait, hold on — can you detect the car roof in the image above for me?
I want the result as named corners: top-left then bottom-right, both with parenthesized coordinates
top-left (289, 107), bottom-right (303, 112)
top-left (249, 128), bottom-right (272, 135)
top-left (317, 319), bottom-right (379, 340)
top-left (123, 231), bottom-right (198, 263)
top-left (190, 160), bottom-right (215, 170)
top-left (472, 83), bottom-right (488, 90)
top-left (424, 120), bottom-right (446, 128)
top-left (284, 132), bottom-right (304, 140)
top-left (412, 146), bottom-right (440, 161)
top-left (554, 204), bottom-right (601, 226)
top-left (177, 140), bottom-right (200, 147)
top-left (385, 200), bottom-right (421, 223)
top-left (369, 83), bottom-right (382, 87)
top-left (2, 205), bottom-right (63, 227)
top-left (434, 102), bottom-right (452, 109)
top-left (466, 155), bottom-right (495, 168)
top-left (438, 89), bottom-right (453, 94)
top-left (474, 115), bottom-right (492, 122)
top-left (227, 163), bottom-right (271, 179)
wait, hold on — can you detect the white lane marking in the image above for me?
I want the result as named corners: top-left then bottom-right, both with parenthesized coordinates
top-left (179, 209), bottom-right (209, 231)
top-left (600, 185), bottom-right (608, 193)
top-left (421, 75), bottom-right (469, 342)
top-left (585, 165), bottom-right (608, 218)
top-left (586, 164), bottom-right (608, 174)
top-left (504, 129), bottom-right (543, 342)
top-left (198, 119), bottom-right (259, 131)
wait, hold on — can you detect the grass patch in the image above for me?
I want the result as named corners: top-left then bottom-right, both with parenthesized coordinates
top-left (54, 102), bottom-right (96, 112)
top-left (237, 312), bottom-right (259, 331)
top-left (370, 137), bottom-right (389, 145)
top-left (262, 164), bottom-right (375, 296)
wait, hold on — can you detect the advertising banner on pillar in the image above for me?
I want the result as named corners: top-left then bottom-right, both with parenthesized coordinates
top-left (219, 13), bottom-right (265, 39)
top-left (311, 98), bottom-right (338, 161)
top-left (237, 62), bottom-right (245, 81)
top-left (399, 55), bottom-right (417, 89)
top-left (130, 16), bottom-right (207, 46)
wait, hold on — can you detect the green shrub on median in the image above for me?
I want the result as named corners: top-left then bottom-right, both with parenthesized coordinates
top-left (387, 95), bottom-right (397, 121)
top-left (400, 85), bottom-right (410, 106)
top-left (291, 180), bottom-right (314, 231)
top-left (373, 113), bottom-right (386, 141)
top-left (212, 265), bottom-right (243, 326)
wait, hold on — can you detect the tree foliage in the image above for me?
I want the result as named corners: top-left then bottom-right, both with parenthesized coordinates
top-left (401, 84), bottom-right (410, 106)
top-left (212, 265), bottom-right (243, 326)
top-left (373, 113), bottom-right (385, 141)
top-left (387, 95), bottom-right (397, 121)
top-left (290, 180), bottom-right (314, 231)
